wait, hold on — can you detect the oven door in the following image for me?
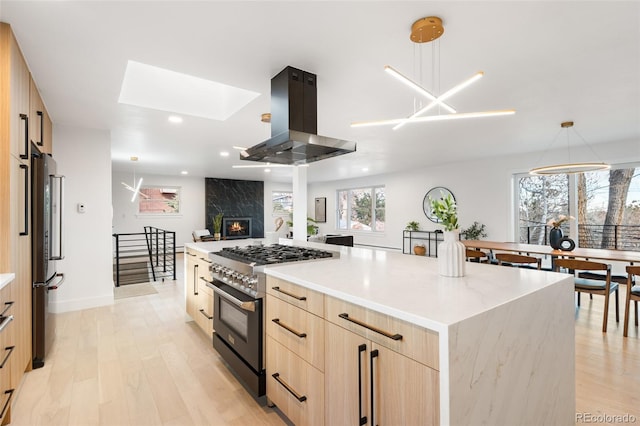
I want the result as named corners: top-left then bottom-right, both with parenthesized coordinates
top-left (210, 279), bottom-right (263, 372)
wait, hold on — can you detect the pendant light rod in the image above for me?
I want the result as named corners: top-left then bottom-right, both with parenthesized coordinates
top-left (384, 66), bottom-right (456, 113)
top-left (351, 109), bottom-right (516, 128)
top-left (393, 71), bottom-right (484, 130)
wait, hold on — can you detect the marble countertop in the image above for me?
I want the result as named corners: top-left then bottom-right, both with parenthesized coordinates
top-left (0, 273), bottom-right (15, 291)
top-left (265, 241), bottom-right (572, 332)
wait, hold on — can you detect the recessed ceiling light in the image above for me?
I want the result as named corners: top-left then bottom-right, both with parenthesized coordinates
top-left (362, 167), bottom-right (369, 172)
top-left (168, 115), bottom-right (183, 124)
top-left (264, 168), bottom-right (271, 173)
top-left (220, 151), bottom-right (230, 157)
top-left (118, 60), bottom-right (260, 120)
top-left (181, 171), bottom-right (188, 175)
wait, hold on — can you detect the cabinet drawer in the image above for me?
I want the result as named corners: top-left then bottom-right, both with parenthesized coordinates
top-left (195, 292), bottom-right (214, 335)
top-left (267, 277), bottom-right (324, 317)
top-left (266, 295), bottom-right (324, 371)
top-left (266, 336), bottom-right (324, 426)
top-left (325, 296), bottom-right (439, 370)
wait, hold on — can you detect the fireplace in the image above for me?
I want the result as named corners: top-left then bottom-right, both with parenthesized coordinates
top-left (223, 217), bottom-right (252, 239)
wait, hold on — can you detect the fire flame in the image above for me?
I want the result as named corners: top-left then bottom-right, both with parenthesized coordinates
top-left (230, 222), bottom-right (243, 232)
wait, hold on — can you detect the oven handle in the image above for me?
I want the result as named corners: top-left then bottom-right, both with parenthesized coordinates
top-left (211, 285), bottom-right (256, 312)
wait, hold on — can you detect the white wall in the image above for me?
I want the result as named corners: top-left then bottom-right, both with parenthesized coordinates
top-left (308, 138), bottom-right (640, 250)
top-left (111, 171), bottom-right (204, 248)
top-left (50, 125), bottom-right (113, 313)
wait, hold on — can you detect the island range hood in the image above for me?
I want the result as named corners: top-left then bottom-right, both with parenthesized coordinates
top-left (241, 66), bottom-right (356, 165)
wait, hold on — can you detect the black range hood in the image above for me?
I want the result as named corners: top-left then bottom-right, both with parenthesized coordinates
top-left (242, 66), bottom-right (356, 165)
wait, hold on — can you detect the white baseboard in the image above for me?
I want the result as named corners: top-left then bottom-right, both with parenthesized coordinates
top-left (49, 293), bottom-right (114, 313)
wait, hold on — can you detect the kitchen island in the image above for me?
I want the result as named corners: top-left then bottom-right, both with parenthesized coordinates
top-left (264, 242), bottom-right (575, 425)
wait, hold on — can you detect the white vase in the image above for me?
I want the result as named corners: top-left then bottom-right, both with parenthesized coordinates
top-left (438, 229), bottom-right (466, 277)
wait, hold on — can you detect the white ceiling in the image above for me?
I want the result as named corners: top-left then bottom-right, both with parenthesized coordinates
top-left (2, 1), bottom-right (639, 183)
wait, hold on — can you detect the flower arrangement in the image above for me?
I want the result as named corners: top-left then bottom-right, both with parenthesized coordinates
top-left (428, 192), bottom-right (459, 232)
top-left (547, 215), bottom-right (574, 228)
top-left (460, 221), bottom-right (487, 240)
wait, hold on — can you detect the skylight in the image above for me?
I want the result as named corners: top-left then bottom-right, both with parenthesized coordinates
top-left (118, 60), bottom-right (260, 120)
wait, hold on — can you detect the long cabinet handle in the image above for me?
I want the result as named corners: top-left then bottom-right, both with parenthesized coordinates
top-left (186, 252), bottom-right (197, 257)
top-left (20, 164), bottom-right (28, 236)
top-left (19, 113), bottom-right (28, 159)
top-left (198, 308), bottom-right (213, 320)
top-left (272, 318), bottom-right (307, 338)
top-left (338, 313), bottom-right (403, 341)
top-left (0, 316), bottom-right (14, 334)
top-left (199, 257), bottom-right (212, 264)
top-left (271, 286), bottom-right (306, 301)
top-left (370, 349), bottom-right (379, 426)
top-left (0, 389), bottom-right (14, 420)
top-left (0, 346), bottom-right (14, 369)
top-left (193, 264), bottom-right (199, 295)
top-left (358, 344), bottom-right (367, 426)
top-left (272, 373), bottom-right (307, 402)
top-left (37, 111), bottom-right (44, 146)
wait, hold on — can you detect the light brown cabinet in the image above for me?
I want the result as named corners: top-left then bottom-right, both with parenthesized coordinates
top-left (264, 276), bottom-right (440, 426)
top-left (1, 23), bottom-right (37, 425)
top-left (266, 279), bottom-right (325, 426)
top-left (29, 77), bottom-right (52, 155)
top-left (324, 309), bottom-right (439, 426)
top-left (0, 282), bottom-right (16, 426)
top-left (185, 248), bottom-right (214, 336)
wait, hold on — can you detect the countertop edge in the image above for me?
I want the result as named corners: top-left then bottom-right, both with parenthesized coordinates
top-left (0, 273), bottom-right (16, 291)
top-left (265, 268), bottom-right (448, 332)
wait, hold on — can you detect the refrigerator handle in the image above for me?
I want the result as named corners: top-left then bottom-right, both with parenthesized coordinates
top-left (47, 273), bottom-right (65, 291)
top-left (50, 175), bottom-right (65, 260)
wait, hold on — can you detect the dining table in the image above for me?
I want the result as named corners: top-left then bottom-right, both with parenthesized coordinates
top-left (462, 240), bottom-right (640, 265)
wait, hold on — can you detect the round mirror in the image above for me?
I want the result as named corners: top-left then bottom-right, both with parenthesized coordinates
top-left (423, 187), bottom-right (455, 223)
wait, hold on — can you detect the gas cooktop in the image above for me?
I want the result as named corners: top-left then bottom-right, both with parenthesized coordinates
top-left (215, 243), bottom-right (334, 265)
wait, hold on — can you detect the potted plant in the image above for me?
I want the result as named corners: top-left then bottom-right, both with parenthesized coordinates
top-left (460, 221), bottom-right (487, 240)
top-left (212, 212), bottom-right (223, 241)
top-left (429, 192), bottom-right (465, 277)
top-left (286, 214), bottom-right (319, 237)
top-left (405, 221), bottom-right (420, 231)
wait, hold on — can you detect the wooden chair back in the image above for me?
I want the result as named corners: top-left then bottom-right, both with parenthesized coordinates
top-left (554, 258), bottom-right (609, 273)
top-left (495, 253), bottom-right (541, 270)
top-left (624, 265), bottom-right (640, 337)
top-left (465, 249), bottom-right (488, 262)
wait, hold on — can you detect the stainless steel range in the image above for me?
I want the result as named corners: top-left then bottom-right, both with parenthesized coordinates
top-left (205, 243), bottom-right (336, 397)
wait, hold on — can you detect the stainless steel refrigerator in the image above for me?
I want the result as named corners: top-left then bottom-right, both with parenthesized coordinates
top-left (31, 144), bottom-right (64, 369)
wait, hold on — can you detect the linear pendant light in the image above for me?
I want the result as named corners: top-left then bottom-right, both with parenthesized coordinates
top-left (529, 121), bottom-right (610, 175)
top-left (351, 16), bottom-right (515, 129)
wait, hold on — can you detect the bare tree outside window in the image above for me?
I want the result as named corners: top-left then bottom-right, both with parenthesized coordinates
top-left (518, 166), bottom-right (640, 250)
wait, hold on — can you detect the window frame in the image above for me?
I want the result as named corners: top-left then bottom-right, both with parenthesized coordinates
top-left (336, 185), bottom-right (385, 233)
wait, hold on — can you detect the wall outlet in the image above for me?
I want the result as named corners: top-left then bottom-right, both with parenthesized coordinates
top-left (78, 203), bottom-right (86, 213)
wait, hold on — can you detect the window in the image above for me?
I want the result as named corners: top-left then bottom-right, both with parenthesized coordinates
top-left (516, 174), bottom-right (569, 244)
top-left (272, 191), bottom-right (293, 215)
top-left (516, 165), bottom-right (640, 250)
top-left (337, 186), bottom-right (385, 232)
top-left (138, 186), bottom-right (180, 214)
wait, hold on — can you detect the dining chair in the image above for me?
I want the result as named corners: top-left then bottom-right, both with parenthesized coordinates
top-left (624, 266), bottom-right (640, 337)
top-left (555, 258), bottom-right (618, 332)
top-left (465, 249), bottom-right (488, 263)
top-left (495, 253), bottom-right (542, 270)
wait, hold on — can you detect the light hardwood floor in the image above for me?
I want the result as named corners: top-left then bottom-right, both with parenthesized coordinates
top-left (9, 256), bottom-right (640, 425)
